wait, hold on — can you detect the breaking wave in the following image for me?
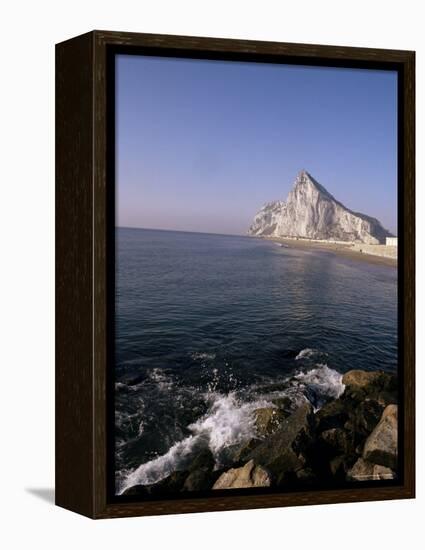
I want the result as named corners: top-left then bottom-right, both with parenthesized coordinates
top-left (118, 391), bottom-right (269, 493)
top-left (294, 364), bottom-right (345, 408)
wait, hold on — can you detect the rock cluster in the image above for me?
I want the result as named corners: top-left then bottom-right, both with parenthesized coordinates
top-left (248, 170), bottom-right (393, 245)
top-left (122, 369), bottom-right (398, 496)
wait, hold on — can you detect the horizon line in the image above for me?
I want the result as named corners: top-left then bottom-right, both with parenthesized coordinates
top-left (116, 225), bottom-right (248, 238)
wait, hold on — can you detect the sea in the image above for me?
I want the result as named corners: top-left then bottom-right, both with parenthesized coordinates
top-left (114, 227), bottom-right (398, 493)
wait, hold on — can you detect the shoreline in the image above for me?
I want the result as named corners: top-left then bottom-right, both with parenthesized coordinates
top-left (261, 236), bottom-right (397, 268)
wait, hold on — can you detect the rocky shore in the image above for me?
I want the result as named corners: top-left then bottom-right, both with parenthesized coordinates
top-left (122, 369), bottom-right (398, 496)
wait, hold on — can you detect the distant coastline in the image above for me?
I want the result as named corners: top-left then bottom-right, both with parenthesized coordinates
top-left (259, 235), bottom-right (397, 267)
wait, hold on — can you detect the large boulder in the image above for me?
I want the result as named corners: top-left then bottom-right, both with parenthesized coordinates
top-left (342, 370), bottom-right (397, 400)
top-left (212, 460), bottom-right (271, 489)
top-left (187, 448), bottom-right (215, 472)
top-left (247, 402), bottom-right (314, 484)
top-left (182, 448), bottom-right (217, 491)
top-left (254, 407), bottom-right (287, 437)
top-left (363, 404), bottom-right (398, 469)
top-left (315, 399), bottom-right (350, 432)
top-left (347, 457), bottom-right (395, 481)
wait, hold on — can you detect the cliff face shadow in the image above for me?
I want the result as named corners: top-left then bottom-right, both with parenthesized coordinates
top-left (26, 488), bottom-right (55, 504)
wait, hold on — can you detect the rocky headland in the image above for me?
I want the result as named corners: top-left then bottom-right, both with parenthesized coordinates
top-left (122, 369), bottom-right (398, 496)
top-left (249, 170), bottom-right (393, 245)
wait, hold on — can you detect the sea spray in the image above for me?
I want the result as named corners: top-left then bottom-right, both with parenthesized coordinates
top-left (118, 391), bottom-right (270, 493)
top-left (294, 364), bottom-right (345, 410)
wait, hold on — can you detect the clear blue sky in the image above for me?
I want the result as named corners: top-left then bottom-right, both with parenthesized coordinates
top-left (116, 54), bottom-right (397, 235)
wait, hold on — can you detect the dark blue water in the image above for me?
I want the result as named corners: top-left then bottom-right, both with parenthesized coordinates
top-left (115, 227), bottom-right (397, 492)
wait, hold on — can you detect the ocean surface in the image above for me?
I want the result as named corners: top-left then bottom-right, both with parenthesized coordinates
top-left (114, 227), bottom-right (398, 493)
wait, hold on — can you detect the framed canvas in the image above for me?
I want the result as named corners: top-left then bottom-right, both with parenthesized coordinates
top-left (55, 30), bottom-right (415, 519)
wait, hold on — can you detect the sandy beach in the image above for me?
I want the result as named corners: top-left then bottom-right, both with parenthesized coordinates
top-left (263, 236), bottom-right (397, 268)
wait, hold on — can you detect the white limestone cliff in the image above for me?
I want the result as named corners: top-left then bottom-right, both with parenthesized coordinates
top-left (248, 170), bottom-right (393, 245)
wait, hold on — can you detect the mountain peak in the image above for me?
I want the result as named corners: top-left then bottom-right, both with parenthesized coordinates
top-left (248, 171), bottom-right (392, 244)
top-left (293, 170), bottom-right (335, 200)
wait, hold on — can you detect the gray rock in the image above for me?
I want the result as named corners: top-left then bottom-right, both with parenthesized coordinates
top-left (248, 170), bottom-right (392, 244)
top-left (363, 405), bottom-right (398, 469)
top-left (247, 402), bottom-right (314, 483)
top-left (212, 460), bottom-right (271, 490)
top-left (254, 407), bottom-right (287, 437)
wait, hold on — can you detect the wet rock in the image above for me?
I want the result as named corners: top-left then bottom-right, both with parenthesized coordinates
top-left (315, 399), bottom-right (350, 432)
top-left (342, 370), bottom-right (397, 400)
top-left (271, 396), bottom-right (293, 414)
top-left (179, 448), bottom-right (217, 491)
top-left (187, 449), bottom-right (215, 472)
top-left (247, 402), bottom-right (314, 482)
top-left (347, 458), bottom-right (395, 481)
top-left (363, 405), bottom-right (398, 469)
top-left (254, 407), bottom-right (287, 437)
top-left (229, 438), bottom-right (262, 464)
top-left (212, 460), bottom-right (271, 489)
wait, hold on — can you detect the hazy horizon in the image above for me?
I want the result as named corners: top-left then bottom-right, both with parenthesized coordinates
top-left (117, 224), bottom-right (249, 237)
top-left (116, 55), bottom-right (398, 235)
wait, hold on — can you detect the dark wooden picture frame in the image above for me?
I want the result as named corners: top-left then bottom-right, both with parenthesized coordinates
top-left (56, 30), bottom-right (415, 519)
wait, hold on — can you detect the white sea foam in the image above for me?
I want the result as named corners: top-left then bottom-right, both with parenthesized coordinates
top-left (189, 393), bottom-right (261, 455)
top-left (294, 364), bottom-right (345, 407)
top-left (119, 435), bottom-right (200, 492)
top-left (118, 392), bottom-right (269, 493)
top-left (149, 368), bottom-right (174, 391)
top-left (295, 348), bottom-right (320, 360)
top-left (190, 351), bottom-right (217, 361)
